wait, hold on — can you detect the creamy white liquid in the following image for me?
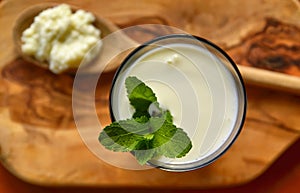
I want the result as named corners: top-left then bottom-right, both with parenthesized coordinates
top-left (111, 43), bottom-right (240, 166)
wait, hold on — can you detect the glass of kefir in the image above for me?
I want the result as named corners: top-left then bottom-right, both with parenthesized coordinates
top-left (109, 34), bottom-right (247, 171)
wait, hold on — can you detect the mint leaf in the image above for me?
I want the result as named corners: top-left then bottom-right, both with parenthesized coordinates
top-left (98, 121), bottom-right (146, 152)
top-left (134, 149), bottom-right (156, 165)
top-left (118, 119), bottom-right (149, 135)
top-left (125, 76), bottom-right (157, 118)
top-left (133, 140), bottom-right (155, 165)
top-left (125, 76), bottom-right (143, 95)
top-left (99, 76), bottom-right (192, 165)
top-left (155, 126), bottom-right (192, 158)
top-left (134, 115), bottom-right (149, 124)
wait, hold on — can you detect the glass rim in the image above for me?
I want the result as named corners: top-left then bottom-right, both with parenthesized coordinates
top-left (109, 34), bottom-right (247, 172)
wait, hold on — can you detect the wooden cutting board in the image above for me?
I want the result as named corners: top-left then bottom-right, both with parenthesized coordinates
top-left (0, 0), bottom-right (299, 188)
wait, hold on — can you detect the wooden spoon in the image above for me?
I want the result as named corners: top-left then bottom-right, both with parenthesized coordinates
top-left (13, 3), bottom-right (300, 94)
top-left (13, 3), bottom-right (138, 74)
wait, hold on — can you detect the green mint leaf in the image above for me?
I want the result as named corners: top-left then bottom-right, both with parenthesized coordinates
top-left (133, 140), bottom-right (155, 165)
top-left (99, 121), bottom-right (146, 152)
top-left (125, 76), bottom-right (157, 118)
top-left (155, 126), bottom-right (192, 158)
top-left (134, 149), bottom-right (156, 165)
top-left (118, 119), bottom-right (150, 135)
top-left (125, 76), bottom-right (143, 95)
top-left (134, 115), bottom-right (149, 123)
top-left (99, 76), bottom-right (192, 165)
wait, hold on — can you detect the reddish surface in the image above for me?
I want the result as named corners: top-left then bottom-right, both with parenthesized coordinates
top-left (0, 139), bottom-right (299, 193)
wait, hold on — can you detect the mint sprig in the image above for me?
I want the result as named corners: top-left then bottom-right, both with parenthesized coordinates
top-left (99, 76), bottom-right (192, 165)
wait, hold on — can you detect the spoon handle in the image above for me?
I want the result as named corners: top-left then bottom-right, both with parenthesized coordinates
top-left (238, 65), bottom-right (300, 95)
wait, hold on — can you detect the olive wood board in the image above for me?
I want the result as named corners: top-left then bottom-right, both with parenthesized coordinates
top-left (0, 0), bottom-right (299, 188)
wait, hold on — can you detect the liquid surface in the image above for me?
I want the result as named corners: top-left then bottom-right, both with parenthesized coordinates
top-left (111, 43), bottom-right (239, 165)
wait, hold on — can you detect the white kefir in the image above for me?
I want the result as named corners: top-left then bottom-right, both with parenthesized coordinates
top-left (111, 37), bottom-right (244, 169)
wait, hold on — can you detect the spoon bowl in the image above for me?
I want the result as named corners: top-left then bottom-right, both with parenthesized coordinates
top-left (13, 3), bottom-right (136, 74)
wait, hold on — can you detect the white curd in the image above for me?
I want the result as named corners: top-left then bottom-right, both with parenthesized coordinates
top-left (21, 4), bottom-right (102, 73)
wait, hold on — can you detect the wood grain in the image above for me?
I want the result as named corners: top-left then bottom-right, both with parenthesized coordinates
top-left (2, 58), bottom-right (75, 129)
top-left (0, 0), bottom-right (299, 188)
top-left (228, 18), bottom-right (300, 77)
